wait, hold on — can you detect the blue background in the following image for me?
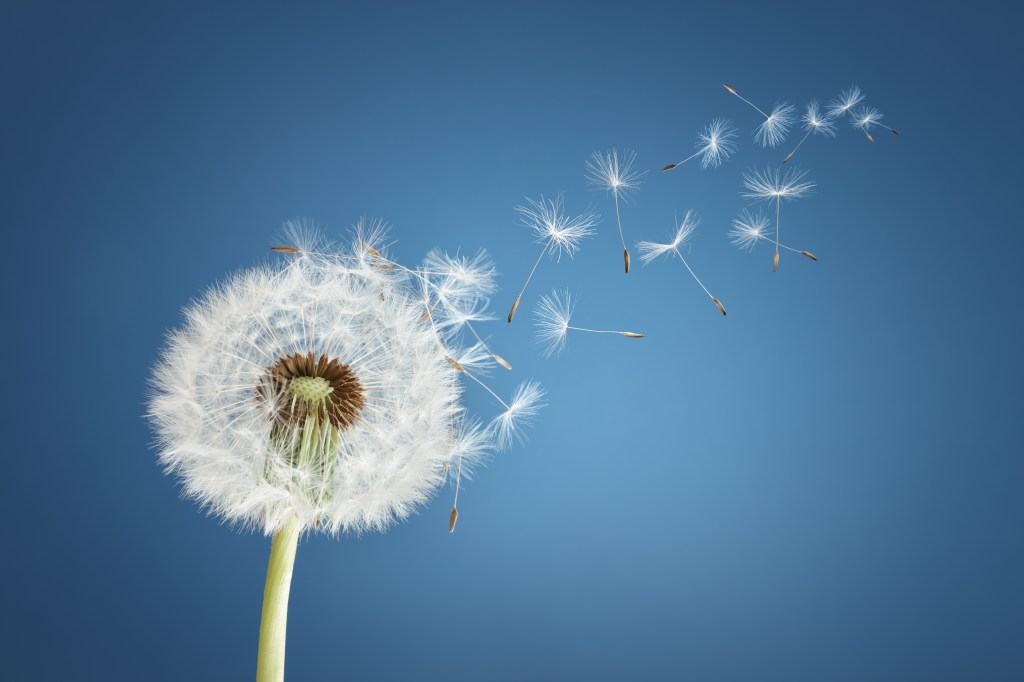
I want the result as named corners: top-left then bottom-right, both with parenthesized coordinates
top-left (2, 1), bottom-right (1021, 680)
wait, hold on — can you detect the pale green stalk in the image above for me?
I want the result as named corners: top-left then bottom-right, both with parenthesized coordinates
top-left (258, 415), bottom-right (320, 681)
top-left (257, 516), bottom-right (300, 682)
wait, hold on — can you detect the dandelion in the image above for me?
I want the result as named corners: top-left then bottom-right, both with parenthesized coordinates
top-left (781, 101), bottom-right (838, 164)
top-left (149, 223), bottom-right (539, 680)
top-left (722, 82), bottom-right (795, 148)
top-left (662, 118), bottom-right (738, 171)
top-left (826, 85), bottom-right (865, 120)
top-left (729, 208), bottom-right (817, 261)
top-left (533, 289), bottom-right (645, 357)
top-left (637, 210), bottom-right (727, 316)
top-left (850, 105), bottom-right (901, 141)
top-left (507, 194), bottom-right (598, 323)
top-left (741, 167), bottom-right (815, 271)
top-left (586, 149), bottom-right (645, 273)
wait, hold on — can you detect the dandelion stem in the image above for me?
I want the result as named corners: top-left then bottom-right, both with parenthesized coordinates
top-left (256, 515), bottom-right (301, 682)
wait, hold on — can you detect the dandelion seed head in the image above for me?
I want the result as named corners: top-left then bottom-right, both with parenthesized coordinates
top-left (586, 149), bottom-right (645, 199)
top-left (803, 101), bottom-right (837, 137)
top-left (729, 209), bottom-right (772, 252)
top-left (697, 118), bottom-right (739, 168)
top-left (533, 289), bottom-right (574, 358)
top-left (742, 166), bottom-right (815, 202)
top-left (149, 228), bottom-right (520, 536)
top-left (637, 210), bottom-right (701, 264)
top-left (516, 194), bottom-right (598, 261)
top-left (827, 85), bottom-right (865, 119)
top-left (755, 102), bottom-right (796, 148)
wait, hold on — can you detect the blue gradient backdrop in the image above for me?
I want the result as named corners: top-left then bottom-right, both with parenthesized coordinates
top-left (2, 2), bottom-right (1021, 680)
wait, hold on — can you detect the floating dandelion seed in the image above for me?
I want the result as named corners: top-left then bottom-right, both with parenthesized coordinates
top-left (150, 222), bottom-right (539, 680)
top-left (722, 82), bottom-right (795, 148)
top-left (586, 149), bottom-right (645, 273)
top-left (826, 85), bottom-right (865, 120)
top-left (782, 101), bottom-right (838, 164)
top-left (662, 118), bottom-right (738, 171)
top-left (637, 210), bottom-right (727, 316)
top-left (850, 105), bottom-right (901, 141)
top-left (742, 167), bottom-right (815, 271)
top-left (730, 208), bottom-right (817, 261)
top-left (533, 289), bottom-right (645, 357)
top-left (507, 194), bottom-right (598, 322)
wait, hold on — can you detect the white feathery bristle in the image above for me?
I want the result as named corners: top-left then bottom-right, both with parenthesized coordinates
top-left (515, 194), bottom-right (598, 261)
top-left (729, 209), bottom-right (771, 252)
top-left (533, 289), bottom-right (573, 358)
top-left (697, 118), bottom-right (738, 168)
top-left (741, 166), bottom-right (815, 202)
top-left (826, 85), bottom-right (865, 119)
top-left (421, 248), bottom-right (498, 308)
top-left (850, 105), bottom-right (883, 131)
top-left (490, 381), bottom-right (546, 451)
top-left (803, 101), bottom-right (837, 137)
top-left (637, 209), bottom-right (701, 264)
top-left (586, 149), bottom-right (645, 199)
top-left (755, 102), bottom-right (796, 148)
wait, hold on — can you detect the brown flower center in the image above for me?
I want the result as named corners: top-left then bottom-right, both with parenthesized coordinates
top-left (259, 352), bottom-right (365, 430)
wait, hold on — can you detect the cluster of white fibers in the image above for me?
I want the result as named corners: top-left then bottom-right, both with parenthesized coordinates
top-left (148, 227), bottom-right (515, 536)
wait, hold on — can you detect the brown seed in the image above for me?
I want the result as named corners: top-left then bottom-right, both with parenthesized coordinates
top-left (366, 245), bottom-right (383, 258)
top-left (624, 249), bottom-right (631, 274)
top-left (865, 131), bottom-right (875, 143)
top-left (773, 250), bottom-right (780, 272)
top-left (620, 332), bottom-right (645, 338)
top-left (445, 356), bottom-right (465, 372)
top-left (507, 296), bottom-right (521, 323)
top-left (271, 246), bottom-right (299, 253)
top-left (493, 353), bottom-right (512, 371)
top-left (723, 82), bottom-right (738, 95)
top-left (891, 128), bottom-right (902, 135)
top-left (661, 163), bottom-right (678, 172)
top-left (801, 250), bottom-right (818, 261)
top-left (419, 308), bottom-right (433, 322)
top-left (713, 298), bottom-right (727, 317)
top-left (449, 507), bottom-right (459, 533)
top-left (781, 151), bottom-right (794, 164)
top-left (370, 263), bottom-right (395, 271)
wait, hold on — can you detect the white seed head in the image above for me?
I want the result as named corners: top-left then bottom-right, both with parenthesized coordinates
top-left (729, 209), bottom-right (772, 252)
top-left (149, 225), bottom-right (512, 536)
top-left (755, 102), bottom-right (796, 148)
top-left (515, 194), bottom-right (598, 261)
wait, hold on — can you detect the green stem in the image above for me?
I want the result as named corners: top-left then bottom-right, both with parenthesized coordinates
top-left (256, 516), bottom-right (301, 682)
